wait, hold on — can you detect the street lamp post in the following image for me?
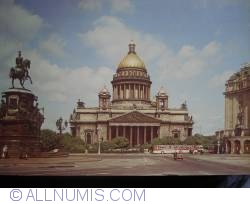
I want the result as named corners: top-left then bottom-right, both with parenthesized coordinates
top-left (97, 127), bottom-right (101, 155)
top-left (217, 139), bottom-right (220, 154)
top-left (96, 127), bottom-right (103, 155)
top-left (81, 131), bottom-right (88, 154)
top-left (84, 130), bottom-right (88, 154)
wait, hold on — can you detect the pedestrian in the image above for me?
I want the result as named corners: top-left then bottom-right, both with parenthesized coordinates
top-left (2, 145), bottom-right (8, 159)
top-left (19, 147), bottom-right (28, 160)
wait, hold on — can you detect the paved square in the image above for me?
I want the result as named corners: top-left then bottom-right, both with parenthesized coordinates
top-left (0, 153), bottom-right (250, 175)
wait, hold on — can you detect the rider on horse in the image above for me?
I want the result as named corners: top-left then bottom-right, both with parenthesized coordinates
top-left (16, 51), bottom-right (23, 68)
top-left (9, 51), bottom-right (32, 88)
top-left (16, 51), bottom-right (29, 78)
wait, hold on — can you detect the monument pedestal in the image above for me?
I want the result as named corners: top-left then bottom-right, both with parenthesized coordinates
top-left (0, 88), bottom-right (44, 157)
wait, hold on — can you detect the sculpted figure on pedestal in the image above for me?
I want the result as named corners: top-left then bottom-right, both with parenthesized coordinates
top-left (9, 51), bottom-right (33, 89)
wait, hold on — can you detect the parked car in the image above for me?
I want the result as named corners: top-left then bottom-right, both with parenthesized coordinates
top-left (173, 152), bottom-right (183, 160)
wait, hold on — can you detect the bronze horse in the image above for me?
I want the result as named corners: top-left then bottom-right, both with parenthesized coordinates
top-left (9, 59), bottom-right (32, 88)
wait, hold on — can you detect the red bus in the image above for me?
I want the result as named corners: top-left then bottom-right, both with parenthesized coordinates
top-left (152, 145), bottom-right (204, 154)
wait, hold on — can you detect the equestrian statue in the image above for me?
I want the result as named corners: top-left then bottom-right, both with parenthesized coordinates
top-left (9, 51), bottom-right (32, 89)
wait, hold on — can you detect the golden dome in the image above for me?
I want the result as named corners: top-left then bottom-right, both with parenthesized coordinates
top-left (117, 41), bottom-right (146, 70)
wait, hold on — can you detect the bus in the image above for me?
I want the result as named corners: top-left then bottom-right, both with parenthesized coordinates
top-left (203, 145), bottom-right (217, 154)
top-left (152, 145), bottom-right (204, 154)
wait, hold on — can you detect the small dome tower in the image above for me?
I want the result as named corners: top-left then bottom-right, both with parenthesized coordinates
top-left (98, 86), bottom-right (111, 110)
top-left (156, 86), bottom-right (168, 111)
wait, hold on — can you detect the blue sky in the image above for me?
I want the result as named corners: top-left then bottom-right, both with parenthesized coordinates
top-left (0, 0), bottom-right (249, 135)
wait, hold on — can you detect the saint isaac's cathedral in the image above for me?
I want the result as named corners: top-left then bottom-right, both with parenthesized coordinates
top-left (70, 41), bottom-right (193, 146)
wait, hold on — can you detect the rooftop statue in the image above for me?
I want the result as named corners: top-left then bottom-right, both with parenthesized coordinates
top-left (9, 51), bottom-right (32, 89)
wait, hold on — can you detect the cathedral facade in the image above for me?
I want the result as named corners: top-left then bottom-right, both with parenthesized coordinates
top-left (69, 42), bottom-right (193, 146)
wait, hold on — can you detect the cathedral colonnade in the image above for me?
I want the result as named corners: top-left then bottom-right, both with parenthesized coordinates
top-left (113, 83), bottom-right (150, 101)
top-left (108, 124), bottom-right (159, 146)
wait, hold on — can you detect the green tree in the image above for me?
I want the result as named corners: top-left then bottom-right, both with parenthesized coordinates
top-left (40, 129), bottom-right (60, 151)
top-left (183, 135), bottom-right (217, 146)
top-left (183, 136), bottom-right (202, 145)
top-left (102, 141), bottom-right (116, 151)
top-left (40, 130), bottom-right (86, 153)
top-left (59, 133), bottom-right (85, 153)
top-left (151, 136), bottom-right (182, 145)
top-left (111, 136), bottom-right (129, 150)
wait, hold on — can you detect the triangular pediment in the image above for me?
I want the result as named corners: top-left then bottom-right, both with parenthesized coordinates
top-left (109, 111), bottom-right (161, 123)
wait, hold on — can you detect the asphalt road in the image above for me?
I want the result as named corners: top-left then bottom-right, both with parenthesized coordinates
top-left (0, 154), bottom-right (250, 176)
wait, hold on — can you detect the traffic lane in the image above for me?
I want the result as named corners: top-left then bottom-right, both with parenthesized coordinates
top-left (0, 156), bottom-right (250, 175)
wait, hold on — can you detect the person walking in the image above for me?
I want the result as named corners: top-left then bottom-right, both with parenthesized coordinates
top-left (2, 145), bottom-right (8, 159)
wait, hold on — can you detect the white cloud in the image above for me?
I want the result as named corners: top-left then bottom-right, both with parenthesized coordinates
top-left (209, 70), bottom-right (234, 88)
top-left (22, 50), bottom-right (113, 104)
top-left (0, 0), bottom-right (44, 86)
top-left (39, 34), bottom-right (66, 58)
top-left (178, 45), bottom-right (197, 59)
top-left (0, 36), bottom-right (20, 68)
top-left (80, 16), bottom-right (222, 80)
top-left (110, 0), bottom-right (134, 13)
top-left (0, 0), bottom-right (43, 41)
top-left (201, 41), bottom-right (220, 58)
top-left (78, 0), bottom-right (134, 13)
top-left (78, 0), bottom-right (102, 11)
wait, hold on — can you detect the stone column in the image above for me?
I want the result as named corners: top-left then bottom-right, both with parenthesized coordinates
top-left (141, 85), bottom-right (143, 99)
top-left (117, 85), bottom-right (120, 99)
top-left (123, 126), bottom-right (125, 137)
top-left (231, 141), bottom-right (234, 154)
top-left (129, 84), bottom-right (131, 99)
top-left (240, 140), bottom-right (244, 154)
top-left (225, 141), bottom-right (228, 154)
top-left (132, 84), bottom-right (134, 99)
top-left (137, 126), bottom-right (140, 146)
top-left (123, 84), bottom-right (125, 99)
top-left (130, 126), bottom-right (133, 147)
top-left (108, 126), bottom-right (111, 141)
top-left (116, 85), bottom-right (118, 99)
top-left (120, 85), bottom-right (123, 99)
top-left (113, 85), bottom-right (115, 100)
top-left (126, 84), bottom-right (129, 99)
top-left (150, 126), bottom-right (153, 142)
top-left (120, 84), bottom-right (122, 99)
top-left (138, 84), bottom-right (140, 99)
top-left (139, 84), bottom-right (141, 99)
top-left (135, 84), bottom-right (137, 99)
top-left (148, 85), bottom-right (151, 100)
top-left (116, 126), bottom-right (118, 137)
top-left (116, 85), bottom-right (118, 100)
top-left (144, 126), bottom-right (146, 144)
top-left (142, 85), bottom-right (145, 100)
top-left (245, 106), bottom-right (248, 128)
